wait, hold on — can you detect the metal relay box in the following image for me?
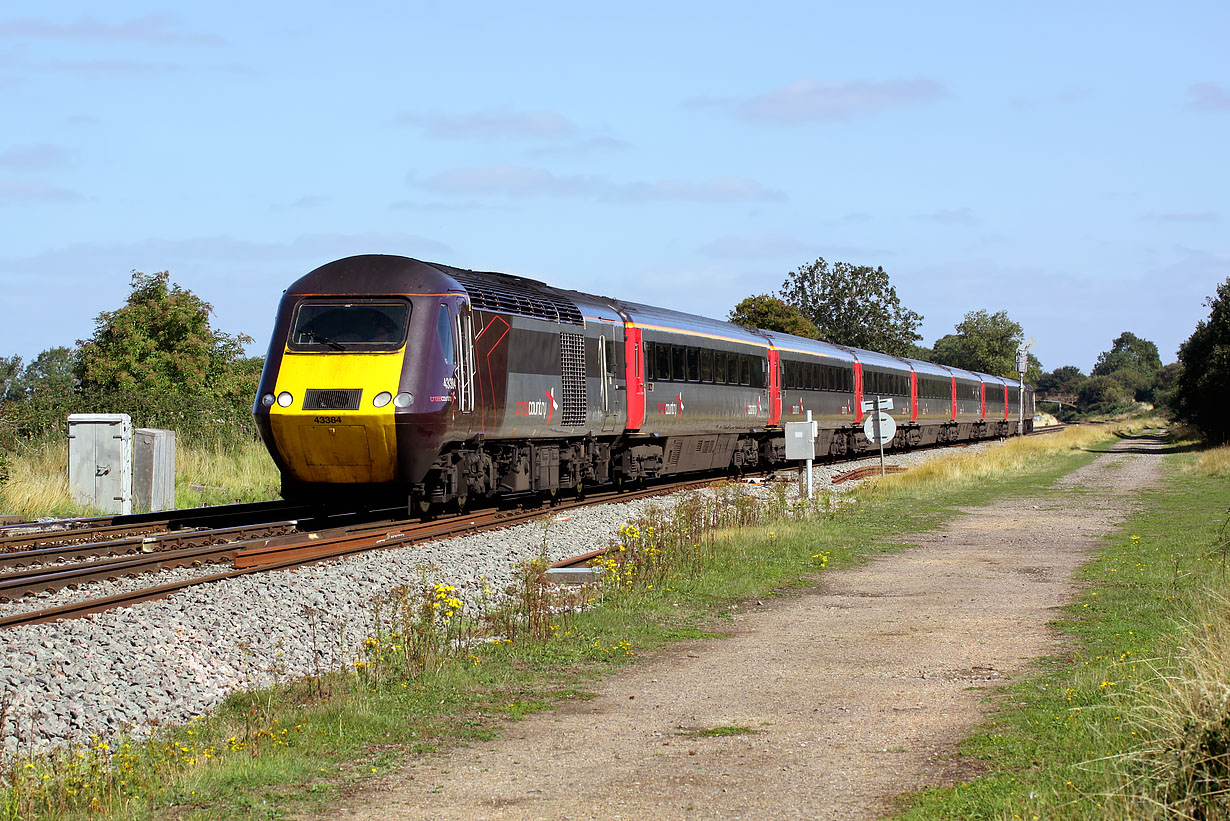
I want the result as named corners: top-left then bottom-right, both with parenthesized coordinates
top-left (67, 413), bottom-right (133, 515)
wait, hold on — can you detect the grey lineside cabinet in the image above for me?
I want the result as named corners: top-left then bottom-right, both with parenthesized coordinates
top-left (67, 413), bottom-right (133, 515)
top-left (134, 428), bottom-right (176, 512)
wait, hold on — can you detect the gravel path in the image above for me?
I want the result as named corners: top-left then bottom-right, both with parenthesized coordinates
top-left (316, 433), bottom-right (1165, 820)
top-left (0, 443), bottom-right (991, 758)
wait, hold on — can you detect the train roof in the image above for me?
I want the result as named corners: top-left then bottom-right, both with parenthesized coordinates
top-left (289, 255), bottom-right (465, 297)
top-left (905, 358), bottom-right (956, 379)
top-left (609, 299), bottom-right (771, 348)
top-left (759, 330), bottom-right (857, 363)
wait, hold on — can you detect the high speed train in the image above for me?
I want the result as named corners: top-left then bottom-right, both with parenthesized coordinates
top-left (253, 255), bottom-right (1034, 510)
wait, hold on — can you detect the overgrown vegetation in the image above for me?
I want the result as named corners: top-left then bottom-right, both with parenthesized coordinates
top-left (0, 270), bottom-right (269, 514)
top-left (0, 437), bottom-right (279, 518)
top-left (899, 430), bottom-right (1230, 820)
top-left (1173, 276), bottom-right (1230, 444)
top-left (3, 423), bottom-right (1154, 819)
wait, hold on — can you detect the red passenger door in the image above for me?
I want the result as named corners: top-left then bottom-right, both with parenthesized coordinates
top-left (624, 326), bottom-right (645, 430)
top-left (853, 362), bottom-right (864, 423)
top-left (767, 348), bottom-right (781, 425)
top-left (910, 370), bottom-right (919, 423)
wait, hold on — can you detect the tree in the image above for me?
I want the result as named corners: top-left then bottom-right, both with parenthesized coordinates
top-left (0, 355), bottom-right (20, 401)
top-left (76, 271), bottom-right (253, 399)
top-left (1090, 332), bottom-right (1163, 401)
top-left (1092, 332), bottom-right (1162, 377)
top-left (1035, 365), bottom-right (1086, 398)
top-left (728, 294), bottom-right (820, 338)
top-left (6, 346), bottom-right (78, 401)
top-left (1078, 374), bottom-right (1133, 410)
top-left (930, 309), bottom-right (1042, 382)
top-left (1174, 277), bottom-right (1230, 443)
top-left (777, 258), bottom-right (922, 355)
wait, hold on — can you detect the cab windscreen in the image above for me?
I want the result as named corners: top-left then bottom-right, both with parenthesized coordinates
top-left (289, 301), bottom-right (410, 351)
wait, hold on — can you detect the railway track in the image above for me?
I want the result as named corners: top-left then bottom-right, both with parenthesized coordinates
top-left (0, 499), bottom-right (311, 553)
top-left (0, 475), bottom-right (742, 629)
top-left (1, 427), bottom-right (1070, 630)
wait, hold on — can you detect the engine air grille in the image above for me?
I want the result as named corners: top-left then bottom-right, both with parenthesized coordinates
top-left (303, 388), bottom-right (363, 411)
top-left (559, 333), bottom-right (586, 427)
top-left (446, 269), bottom-right (584, 326)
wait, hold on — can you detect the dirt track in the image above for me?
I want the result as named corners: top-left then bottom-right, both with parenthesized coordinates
top-left (317, 435), bottom-right (1164, 820)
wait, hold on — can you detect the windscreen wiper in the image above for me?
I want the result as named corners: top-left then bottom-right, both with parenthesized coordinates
top-left (303, 330), bottom-right (345, 351)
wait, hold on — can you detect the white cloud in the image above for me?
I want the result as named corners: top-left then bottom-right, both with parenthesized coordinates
top-left (395, 109), bottom-right (576, 139)
top-left (691, 78), bottom-right (947, 124)
top-left (0, 144), bottom-right (71, 169)
top-left (408, 164), bottom-right (782, 203)
top-left (1187, 82), bottom-right (1230, 111)
top-left (0, 15), bottom-right (224, 46)
top-left (0, 178), bottom-right (81, 202)
top-left (699, 233), bottom-right (811, 259)
top-left (412, 164), bottom-right (601, 197)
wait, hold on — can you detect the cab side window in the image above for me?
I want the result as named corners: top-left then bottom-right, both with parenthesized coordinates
top-left (437, 304), bottom-right (454, 366)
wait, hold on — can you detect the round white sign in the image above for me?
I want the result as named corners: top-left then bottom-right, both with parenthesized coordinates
top-left (863, 412), bottom-right (897, 445)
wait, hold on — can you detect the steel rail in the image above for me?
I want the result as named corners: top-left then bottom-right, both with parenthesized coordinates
top-left (0, 500), bottom-right (312, 552)
top-left (0, 520), bottom-right (299, 570)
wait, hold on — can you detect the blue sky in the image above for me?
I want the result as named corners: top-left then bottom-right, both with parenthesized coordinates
top-left (2, 2), bottom-right (1226, 373)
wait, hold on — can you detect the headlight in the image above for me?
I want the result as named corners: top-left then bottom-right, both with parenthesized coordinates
top-left (277, 391), bottom-right (294, 407)
top-left (260, 393), bottom-right (275, 407)
top-left (373, 391), bottom-right (392, 408)
top-left (393, 392), bottom-right (414, 408)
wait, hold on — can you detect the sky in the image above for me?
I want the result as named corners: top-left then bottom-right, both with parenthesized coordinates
top-left (2, 1), bottom-right (1227, 374)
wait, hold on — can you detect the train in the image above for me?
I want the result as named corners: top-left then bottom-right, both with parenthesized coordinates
top-left (253, 255), bottom-right (1035, 511)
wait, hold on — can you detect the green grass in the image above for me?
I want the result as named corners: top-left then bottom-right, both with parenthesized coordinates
top-left (679, 726), bottom-right (758, 738)
top-left (895, 442), bottom-right (1230, 820)
top-left (6, 424), bottom-right (1169, 820)
top-left (0, 436), bottom-right (279, 519)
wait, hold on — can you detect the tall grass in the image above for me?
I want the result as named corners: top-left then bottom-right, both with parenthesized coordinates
top-left (1120, 591), bottom-right (1230, 819)
top-left (0, 437), bottom-right (87, 518)
top-left (878, 418), bottom-right (1161, 494)
top-left (1190, 444), bottom-right (1230, 478)
top-left (0, 436), bottom-right (280, 519)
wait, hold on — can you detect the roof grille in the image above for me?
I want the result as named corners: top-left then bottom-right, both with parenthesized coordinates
top-left (304, 388), bottom-right (363, 411)
top-left (445, 269), bottom-right (583, 326)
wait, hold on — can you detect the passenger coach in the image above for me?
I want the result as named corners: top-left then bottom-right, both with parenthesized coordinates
top-left (253, 255), bottom-right (1035, 510)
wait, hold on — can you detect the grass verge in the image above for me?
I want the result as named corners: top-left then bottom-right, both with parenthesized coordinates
top-left (0, 437), bottom-right (279, 519)
top-left (897, 432), bottom-right (1230, 820)
top-left (2, 422), bottom-right (1158, 819)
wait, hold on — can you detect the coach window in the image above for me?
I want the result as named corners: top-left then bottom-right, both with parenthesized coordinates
top-left (655, 343), bottom-right (671, 382)
top-left (686, 347), bottom-right (700, 382)
top-left (437, 304), bottom-right (454, 365)
top-left (670, 345), bottom-right (685, 383)
top-left (700, 349), bottom-right (713, 383)
top-left (713, 351), bottom-right (727, 384)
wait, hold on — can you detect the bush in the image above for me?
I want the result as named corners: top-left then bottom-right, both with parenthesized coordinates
top-left (1174, 278), bottom-right (1230, 444)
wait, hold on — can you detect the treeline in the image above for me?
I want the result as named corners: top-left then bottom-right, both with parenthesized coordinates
top-left (0, 272), bottom-right (264, 481)
top-left (729, 258), bottom-right (1230, 442)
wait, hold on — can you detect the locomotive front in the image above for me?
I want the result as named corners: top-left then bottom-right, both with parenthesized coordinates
top-left (253, 255), bottom-right (466, 503)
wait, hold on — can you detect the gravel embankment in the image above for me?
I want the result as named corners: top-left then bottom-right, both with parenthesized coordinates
top-left (0, 443), bottom-right (991, 757)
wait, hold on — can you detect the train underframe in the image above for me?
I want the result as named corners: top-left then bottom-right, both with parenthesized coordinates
top-left (404, 417), bottom-right (1030, 512)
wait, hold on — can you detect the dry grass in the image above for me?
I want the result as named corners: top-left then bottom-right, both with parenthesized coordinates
top-left (1118, 589), bottom-right (1230, 819)
top-left (173, 438), bottom-right (280, 508)
top-left (0, 437), bottom-right (280, 519)
top-left (1191, 445), bottom-right (1230, 478)
top-left (0, 438), bottom-right (89, 518)
top-left (875, 420), bottom-right (1158, 494)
